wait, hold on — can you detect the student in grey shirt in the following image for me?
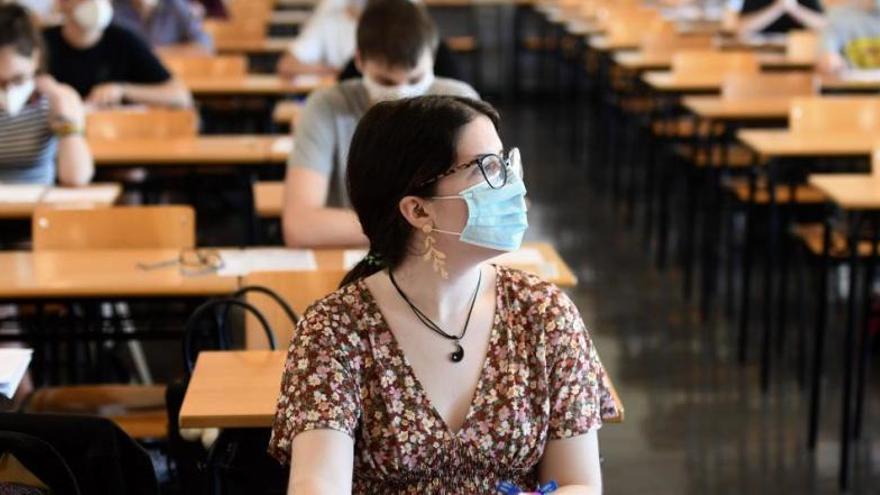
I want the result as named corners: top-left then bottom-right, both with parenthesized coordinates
top-left (819, 0), bottom-right (880, 73)
top-left (112, 0), bottom-right (212, 51)
top-left (283, 0), bottom-right (478, 248)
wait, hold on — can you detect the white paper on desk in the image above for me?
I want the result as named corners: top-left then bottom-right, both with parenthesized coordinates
top-left (0, 184), bottom-right (46, 203)
top-left (217, 248), bottom-right (317, 276)
top-left (343, 249), bottom-right (368, 270)
top-left (839, 69), bottom-right (880, 82)
top-left (42, 185), bottom-right (119, 204)
top-left (271, 137), bottom-right (294, 155)
top-left (0, 348), bottom-right (32, 399)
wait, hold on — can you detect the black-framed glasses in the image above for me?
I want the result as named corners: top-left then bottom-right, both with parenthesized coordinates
top-left (418, 147), bottom-right (523, 190)
top-left (137, 249), bottom-right (225, 276)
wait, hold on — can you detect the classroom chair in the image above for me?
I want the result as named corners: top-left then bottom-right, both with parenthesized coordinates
top-left (241, 270), bottom-right (348, 349)
top-left (26, 206), bottom-right (196, 441)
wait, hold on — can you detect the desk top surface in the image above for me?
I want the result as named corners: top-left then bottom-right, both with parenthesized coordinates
top-left (89, 135), bottom-right (292, 166)
top-left (738, 130), bottom-right (880, 157)
top-left (809, 174), bottom-right (880, 210)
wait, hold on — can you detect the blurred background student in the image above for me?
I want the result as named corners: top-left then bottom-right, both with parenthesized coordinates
top-left (818, 0), bottom-right (880, 73)
top-left (725, 0), bottom-right (826, 37)
top-left (43, 0), bottom-right (192, 107)
top-left (112, 0), bottom-right (213, 52)
top-left (0, 2), bottom-right (92, 185)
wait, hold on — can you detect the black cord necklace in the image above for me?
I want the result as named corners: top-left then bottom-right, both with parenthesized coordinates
top-left (387, 269), bottom-right (482, 363)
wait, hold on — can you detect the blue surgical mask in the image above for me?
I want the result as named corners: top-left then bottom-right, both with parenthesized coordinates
top-left (430, 174), bottom-right (529, 252)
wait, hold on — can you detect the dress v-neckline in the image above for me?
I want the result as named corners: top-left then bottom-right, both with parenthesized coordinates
top-left (358, 265), bottom-right (505, 439)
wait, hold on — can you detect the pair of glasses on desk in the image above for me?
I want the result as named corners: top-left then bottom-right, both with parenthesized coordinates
top-left (137, 249), bottom-right (225, 276)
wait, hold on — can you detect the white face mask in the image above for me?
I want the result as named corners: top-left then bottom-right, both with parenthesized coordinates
top-left (363, 71), bottom-right (435, 103)
top-left (72, 0), bottom-right (114, 33)
top-left (0, 79), bottom-right (35, 117)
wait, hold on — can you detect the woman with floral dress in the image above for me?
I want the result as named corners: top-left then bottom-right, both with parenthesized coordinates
top-left (269, 95), bottom-right (617, 494)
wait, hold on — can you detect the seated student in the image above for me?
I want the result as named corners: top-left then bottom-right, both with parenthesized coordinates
top-left (0, 3), bottom-right (92, 185)
top-left (12, 0), bottom-right (60, 24)
top-left (818, 0), bottom-right (880, 73)
top-left (276, 0), bottom-right (461, 81)
top-left (281, 0), bottom-right (478, 248)
top-left (725, 0), bottom-right (826, 37)
top-left (269, 95), bottom-right (617, 493)
top-left (42, 0), bottom-right (192, 107)
top-left (112, 0), bottom-right (213, 51)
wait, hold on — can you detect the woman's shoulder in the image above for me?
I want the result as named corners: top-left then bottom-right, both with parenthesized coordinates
top-left (495, 265), bottom-right (571, 309)
top-left (295, 280), bottom-right (375, 345)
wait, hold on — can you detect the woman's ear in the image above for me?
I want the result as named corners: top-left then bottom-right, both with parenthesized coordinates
top-left (398, 195), bottom-right (433, 231)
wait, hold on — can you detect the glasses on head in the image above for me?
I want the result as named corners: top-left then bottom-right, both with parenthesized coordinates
top-left (418, 147), bottom-right (523, 190)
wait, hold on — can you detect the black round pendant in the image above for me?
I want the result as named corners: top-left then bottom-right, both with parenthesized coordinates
top-left (450, 343), bottom-right (464, 363)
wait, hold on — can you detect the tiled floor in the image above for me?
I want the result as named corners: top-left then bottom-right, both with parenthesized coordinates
top-left (496, 98), bottom-right (880, 494)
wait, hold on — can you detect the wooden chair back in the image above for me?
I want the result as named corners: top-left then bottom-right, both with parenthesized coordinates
top-left (203, 19), bottom-right (266, 44)
top-left (721, 72), bottom-right (818, 100)
top-left (85, 108), bottom-right (199, 139)
top-left (162, 55), bottom-right (248, 78)
top-left (671, 50), bottom-right (760, 76)
top-left (789, 97), bottom-right (880, 134)
top-left (786, 30), bottom-right (819, 61)
top-left (32, 206), bottom-right (196, 250)
top-left (242, 270), bottom-right (349, 349)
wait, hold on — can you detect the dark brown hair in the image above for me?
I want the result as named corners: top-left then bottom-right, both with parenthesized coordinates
top-left (340, 95), bottom-right (500, 287)
top-left (0, 3), bottom-right (43, 61)
top-left (356, 0), bottom-right (439, 69)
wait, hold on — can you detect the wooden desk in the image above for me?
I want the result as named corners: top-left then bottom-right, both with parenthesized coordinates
top-left (821, 73), bottom-right (880, 93)
top-left (738, 130), bottom-right (880, 158)
top-left (642, 71), bottom-right (727, 94)
top-left (0, 184), bottom-right (122, 220)
top-left (809, 174), bottom-right (880, 210)
top-left (180, 349), bottom-right (624, 429)
top-left (682, 96), bottom-right (791, 122)
top-left (184, 74), bottom-right (333, 96)
top-left (89, 136), bottom-right (292, 167)
top-left (213, 37), bottom-right (294, 55)
top-left (0, 249), bottom-right (238, 300)
top-left (616, 52), bottom-right (813, 72)
top-left (589, 36), bottom-right (639, 53)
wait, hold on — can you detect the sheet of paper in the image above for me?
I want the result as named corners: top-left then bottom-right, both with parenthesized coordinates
top-left (42, 185), bottom-right (119, 204)
top-left (0, 348), bottom-right (33, 399)
top-left (217, 248), bottom-right (317, 276)
top-left (0, 184), bottom-right (47, 203)
top-left (839, 69), bottom-right (880, 82)
top-left (343, 249), bottom-right (368, 270)
top-left (271, 137), bottom-right (294, 155)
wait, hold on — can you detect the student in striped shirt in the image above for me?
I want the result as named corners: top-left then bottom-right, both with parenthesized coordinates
top-left (0, 3), bottom-right (93, 185)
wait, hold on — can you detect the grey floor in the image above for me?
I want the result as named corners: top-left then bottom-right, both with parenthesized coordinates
top-left (496, 98), bottom-right (880, 494)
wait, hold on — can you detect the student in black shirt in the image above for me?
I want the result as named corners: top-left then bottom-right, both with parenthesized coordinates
top-left (43, 0), bottom-right (191, 107)
top-left (727, 0), bottom-right (826, 36)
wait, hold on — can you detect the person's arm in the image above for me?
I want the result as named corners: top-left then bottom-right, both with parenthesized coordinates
top-left (36, 76), bottom-right (93, 186)
top-left (87, 79), bottom-right (193, 108)
top-left (784, 0), bottom-right (826, 30)
top-left (734, 0), bottom-right (787, 37)
top-left (277, 11), bottom-right (341, 78)
top-left (282, 166), bottom-right (368, 247)
top-left (288, 429), bottom-right (354, 494)
top-left (538, 431), bottom-right (602, 495)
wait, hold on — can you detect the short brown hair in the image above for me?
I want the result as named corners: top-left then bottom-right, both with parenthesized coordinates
top-left (356, 0), bottom-right (439, 69)
top-left (0, 3), bottom-right (43, 58)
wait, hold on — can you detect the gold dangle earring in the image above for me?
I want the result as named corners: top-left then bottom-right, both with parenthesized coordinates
top-left (421, 223), bottom-right (448, 279)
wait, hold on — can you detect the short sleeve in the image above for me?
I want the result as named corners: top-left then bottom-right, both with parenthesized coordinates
top-left (545, 289), bottom-right (618, 440)
top-left (119, 28), bottom-right (172, 84)
top-left (289, 14), bottom-right (329, 65)
top-left (268, 300), bottom-right (361, 465)
top-left (287, 88), bottom-right (337, 178)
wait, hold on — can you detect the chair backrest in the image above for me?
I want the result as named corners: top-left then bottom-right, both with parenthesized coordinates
top-left (789, 96), bottom-right (880, 134)
top-left (721, 72), bottom-right (818, 100)
top-left (85, 108), bottom-right (199, 139)
top-left (639, 33), bottom-right (714, 57)
top-left (204, 19), bottom-right (266, 43)
top-left (242, 270), bottom-right (348, 349)
top-left (671, 50), bottom-right (760, 76)
top-left (32, 206), bottom-right (196, 250)
top-left (786, 30), bottom-right (819, 61)
top-left (162, 55), bottom-right (248, 78)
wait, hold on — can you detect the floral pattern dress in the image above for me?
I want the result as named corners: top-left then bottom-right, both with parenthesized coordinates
top-left (268, 265), bottom-right (618, 494)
